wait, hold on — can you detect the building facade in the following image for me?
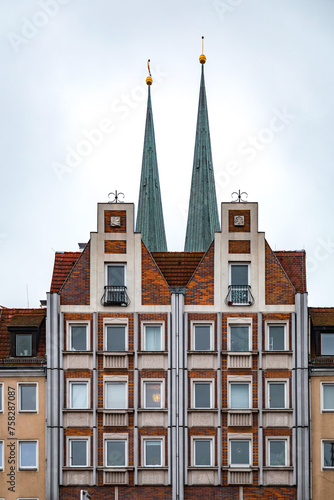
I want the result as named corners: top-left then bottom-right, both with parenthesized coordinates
top-left (0, 307), bottom-right (47, 500)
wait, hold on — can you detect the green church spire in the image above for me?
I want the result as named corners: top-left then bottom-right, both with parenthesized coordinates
top-left (184, 45), bottom-right (220, 252)
top-left (136, 63), bottom-right (167, 252)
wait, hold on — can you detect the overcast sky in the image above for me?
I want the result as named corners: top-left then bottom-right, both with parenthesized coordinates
top-left (1, 0), bottom-right (334, 308)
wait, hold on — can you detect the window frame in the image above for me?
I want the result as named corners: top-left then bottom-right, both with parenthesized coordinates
top-left (68, 380), bottom-right (89, 409)
top-left (142, 322), bottom-right (164, 351)
top-left (192, 380), bottom-right (214, 409)
top-left (266, 380), bottom-right (288, 409)
top-left (18, 382), bottom-right (38, 413)
top-left (143, 438), bottom-right (163, 467)
top-left (321, 383), bottom-right (334, 412)
top-left (266, 322), bottom-right (288, 351)
top-left (67, 321), bottom-right (90, 351)
top-left (105, 263), bottom-right (126, 287)
top-left (229, 437), bottom-right (252, 468)
top-left (68, 438), bottom-right (89, 468)
top-left (105, 439), bottom-right (127, 468)
top-left (105, 380), bottom-right (128, 410)
top-left (18, 440), bottom-right (38, 470)
top-left (143, 380), bottom-right (164, 409)
top-left (191, 321), bottom-right (214, 352)
top-left (104, 321), bottom-right (128, 352)
top-left (0, 441), bottom-right (3, 470)
top-left (192, 437), bottom-right (214, 467)
top-left (267, 438), bottom-right (288, 467)
top-left (229, 381), bottom-right (251, 409)
top-left (228, 323), bottom-right (251, 352)
top-left (0, 383), bottom-right (3, 413)
top-left (15, 333), bottom-right (34, 357)
top-left (322, 440), bottom-right (334, 469)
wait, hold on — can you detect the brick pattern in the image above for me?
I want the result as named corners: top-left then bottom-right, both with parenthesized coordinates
top-left (104, 240), bottom-right (127, 254)
top-left (50, 251), bottom-right (81, 292)
top-left (60, 242), bottom-right (90, 305)
top-left (229, 239), bottom-right (251, 254)
top-left (185, 242), bottom-right (214, 305)
top-left (243, 487), bottom-right (297, 499)
top-left (228, 210), bottom-right (251, 232)
top-left (265, 241), bottom-right (295, 305)
top-left (141, 243), bottom-right (171, 305)
top-left (104, 210), bottom-right (127, 233)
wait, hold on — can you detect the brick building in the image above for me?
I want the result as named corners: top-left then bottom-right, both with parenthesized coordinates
top-left (46, 52), bottom-right (310, 500)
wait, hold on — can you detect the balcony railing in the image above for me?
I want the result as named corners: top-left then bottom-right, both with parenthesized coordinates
top-left (101, 286), bottom-right (130, 306)
top-left (225, 285), bottom-right (254, 306)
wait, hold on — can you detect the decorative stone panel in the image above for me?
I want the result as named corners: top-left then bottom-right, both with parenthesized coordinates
top-left (227, 353), bottom-right (252, 369)
top-left (228, 411), bottom-right (252, 427)
top-left (103, 411), bottom-right (128, 427)
top-left (63, 410), bottom-right (93, 428)
top-left (138, 410), bottom-right (168, 427)
top-left (263, 410), bottom-right (293, 428)
top-left (188, 411), bottom-right (218, 428)
top-left (103, 470), bottom-right (129, 485)
top-left (138, 353), bottom-right (168, 370)
top-left (188, 468), bottom-right (218, 485)
top-left (103, 353), bottom-right (128, 369)
top-left (63, 353), bottom-right (93, 370)
top-left (228, 469), bottom-right (253, 484)
top-left (263, 469), bottom-right (293, 485)
top-left (63, 469), bottom-right (93, 485)
top-left (262, 352), bottom-right (292, 370)
top-left (138, 469), bottom-right (168, 485)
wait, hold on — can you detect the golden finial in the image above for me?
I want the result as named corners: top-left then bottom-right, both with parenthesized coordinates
top-left (146, 59), bottom-right (153, 85)
top-left (199, 36), bottom-right (206, 64)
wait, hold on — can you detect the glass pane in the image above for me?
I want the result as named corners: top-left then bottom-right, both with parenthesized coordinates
top-left (106, 326), bottom-right (126, 351)
top-left (230, 384), bottom-right (249, 409)
top-left (145, 326), bottom-right (161, 351)
top-left (268, 325), bottom-right (285, 351)
top-left (71, 383), bottom-right (87, 408)
top-left (20, 441), bottom-right (37, 467)
top-left (145, 440), bottom-right (161, 466)
top-left (145, 383), bottom-right (161, 408)
top-left (230, 440), bottom-right (249, 466)
top-left (231, 265), bottom-right (248, 286)
top-left (269, 383), bottom-right (285, 408)
top-left (194, 325), bottom-right (211, 351)
top-left (0, 385), bottom-right (2, 412)
top-left (230, 326), bottom-right (249, 351)
top-left (323, 385), bottom-right (334, 410)
top-left (106, 383), bottom-right (126, 408)
top-left (324, 442), bottom-right (334, 467)
top-left (321, 334), bottom-right (334, 355)
top-left (108, 265), bottom-right (125, 286)
top-left (71, 440), bottom-right (87, 466)
top-left (20, 385), bottom-right (36, 411)
top-left (195, 440), bottom-right (211, 465)
top-left (195, 383), bottom-right (211, 408)
top-left (71, 325), bottom-right (87, 351)
top-left (0, 442), bottom-right (2, 468)
top-left (16, 334), bottom-right (32, 356)
top-left (107, 440), bottom-right (126, 466)
top-left (270, 440), bottom-right (286, 466)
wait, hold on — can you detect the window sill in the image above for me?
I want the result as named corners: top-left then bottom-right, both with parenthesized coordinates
top-left (63, 466), bottom-right (93, 471)
top-left (137, 466), bottom-right (168, 470)
top-left (63, 408), bottom-right (93, 412)
top-left (263, 466), bottom-right (293, 471)
top-left (188, 408), bottom-right (217, 412)
top-left (262, 408), bottom-right (293, 412)
top-left (18, 467), bottom-right (38, 471)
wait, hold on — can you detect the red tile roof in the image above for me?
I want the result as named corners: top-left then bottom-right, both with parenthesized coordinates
top-left (309, 307), bottom-right (334, 326)
top-left (151, 252), bottom-right (205, 287)
top-left (50, 252), bottom-right (81, 293)
top-left (274, 251), bottom-right (307, 293)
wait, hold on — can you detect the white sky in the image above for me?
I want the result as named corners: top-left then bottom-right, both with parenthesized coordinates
top-left (1, 0), bottom-right (334, 308)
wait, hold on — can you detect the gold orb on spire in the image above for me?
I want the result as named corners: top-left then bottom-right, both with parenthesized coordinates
top-left (146, 59), bottom-right (153, 85)
top-left (199, 35), bottom-right (206, 64)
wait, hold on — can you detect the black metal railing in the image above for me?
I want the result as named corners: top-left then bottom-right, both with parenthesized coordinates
top-left (225, 285), bottom-right (254, 306)
top-left (102, 286), bottom-right (130, 306)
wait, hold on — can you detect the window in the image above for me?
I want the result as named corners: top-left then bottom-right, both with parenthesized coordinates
top-left (144, 382), bottom-right (162, 408)
top-left (194, 439), bottom-right (212, 466)
top-left (70, 382), bottom-right (88, 409)
top-left (144, 440), bottom-right (162, 466)
top-left (144, 325), bottom-right (162, 351)
top-left (194, 382), bottom-right (212, 408)
top-left (16, 334), bottom-right (33, 356)
top-left (230, 383), bottom-right (250, 409)
top-left (230, 325), bottom-right (250, 351)
top-left (230, 440), bottom-right (250, 467)
top-left (268, 382), bottom-right (286, 409)
top-left (19, 384), bottom-right (37, 412)
top-left (193, 324), bottom-right (212, 351)
top-left (0, 384), bottom-right (2, 412)
top-left (104, 264), bottom-right (128, 306)
top-left (268, 439), bottom-right (287, 466)
top-left (323, 441), bottom-right (334, 468)
top-left (321, 333), bottom-right (334, 355)
top-left (69, 439), bottom-right (88, 467)
top-left (322, 384), bottom-right (334, 411)
top-left (107, 264), bottom-right (125, 286)
top-left (229, 263), bottom-right (251, 305)
top-left (0, 441), bottom-right (3, 470)
top-left (105, 382), bottom-right (127, 409)
top-left (106, 325), bottom-right (126, 351)
top-left (70, 324), bottom-right (88, 351)
top-left (19, 441), bottom-right (38, 469)
top-left (268, 324), bottom-right (286, 351)
top-left (106, 440), bottom-right (126, 467)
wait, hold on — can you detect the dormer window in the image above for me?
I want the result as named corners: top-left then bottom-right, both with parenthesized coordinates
top-left (16, 334), bottom-right (33, 356)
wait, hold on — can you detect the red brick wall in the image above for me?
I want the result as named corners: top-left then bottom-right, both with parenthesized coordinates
top-left (104, 240), bottom-right (127, 253)
top-left (104, 210), bottom-right (127, 233)
top-left (141, 243), bottom-right (170, 305)
top-left (229, 240), bottom-right (251, 253)
top-left (228, 210), bottom-right (251, 232)
top-left (185, 242), bottom-right (214, 305)
top-left (265, 241), bottom-right (295, 305)
top-left (60, 242), bottom-right (90, 305)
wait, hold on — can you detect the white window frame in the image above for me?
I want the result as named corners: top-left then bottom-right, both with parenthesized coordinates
top-left (105, 263), bottom-right (127, 287)
top-left (104, 318), bottom-right (128, 352)
top-left (267, 437), bottom-right (288, 467)
top-left (105, 438), bottom-right (127, 467)
top-left (143, 437), bottom-right (164, 467)
top-left (321, 383), bottom-right (334, 412)
top-left (266, 321), bottom-right (288, 351)
top-left (229, 381), bottom-right (251, 409)
top-left (227, 317), bottom-right (252, 352)
top-left (142, 380), bottom-right (164, 409)
top-left (0, 441), bottom-right (3, 470)
top-left (192, 437), bottom-right (214, 467)
top-left (142, 321), bottom-right (164, 351)
top-left (191, 321), bottom-right (214, 351)
top-left (18, 440), bottom-right (38, 470)
top-left (266, 379), bottom-right (288, 409)
top-left (322, 439), bottom-right (334, 469)
top-left (229, 262), bottom-right (251, 306)
top-left (228, 434), bottom-right (252, 468)
top-left (192, 379), bottom-right (214, 409)
top-left (0, 383), bottom-right (3, 413)
top-left (68, 437), bottom-right (89, 468)
top-left (66, 321), bottom-right (90, 351)
top-left (18, 382), bottom-right (38, 413)
top-left (104, 377), bottom-right (128, 409)
top-left (68, 380), bottom-right (90, 409)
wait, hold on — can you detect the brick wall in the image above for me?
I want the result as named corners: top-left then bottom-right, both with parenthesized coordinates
top-left (228, 210), bottom-right (251, 232)
top-left (185, 242), bottom-right (215, 305)
top-left (141, 243), bottom-right (171, 305)
top-left (60, 242), bottom-right (90, 305)
top-left (104, 210), bottom-right (127, 233)
top-left (265, 241), bottom-right (295, 305)
top-left (229, 240), bottom-right (251, 253)
top-left (104, 240), bottom-right (127, 253)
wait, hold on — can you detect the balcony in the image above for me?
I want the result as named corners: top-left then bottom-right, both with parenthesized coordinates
top-left (102, 286), bottom-right (129, 306)
top-left (225, 286), bottom-right (254, 306)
